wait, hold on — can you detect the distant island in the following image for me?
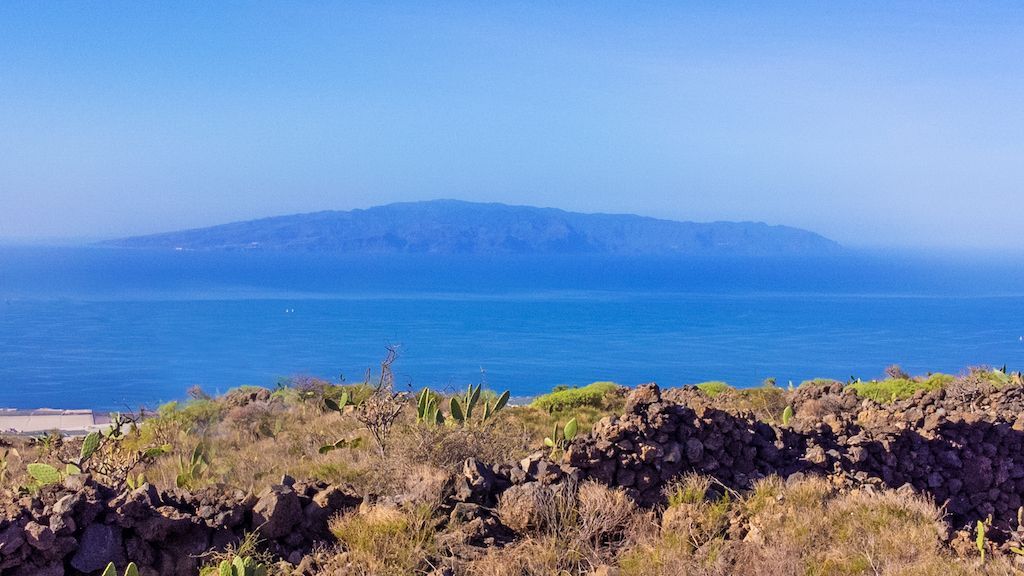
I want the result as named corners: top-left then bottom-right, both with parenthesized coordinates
top-left (102, 200), bottom-right (841, 255)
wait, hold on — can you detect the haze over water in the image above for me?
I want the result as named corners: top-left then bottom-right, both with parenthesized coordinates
top-left (2, 246), bottom-right (1022, 410)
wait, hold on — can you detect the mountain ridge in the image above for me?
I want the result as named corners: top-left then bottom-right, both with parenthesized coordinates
top-left (101, 199), bottom-right (842, 255)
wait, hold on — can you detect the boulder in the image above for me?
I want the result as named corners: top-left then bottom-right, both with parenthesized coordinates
top-left (70, 524), bottom-right (125, 573)
top-left (251, 486), bottom-right (302, 540)
top-left (23, 521), bottom-right (55, 552)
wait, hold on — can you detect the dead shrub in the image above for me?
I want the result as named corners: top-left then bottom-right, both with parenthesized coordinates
top-left (576, 482), bottom-right (641, 548)
top-left (224, 400), bottom-right (285, 440)
top-left (490, 480), bottom-right (648, 575)
top-left (795, 394), bottom-right (844, 424)
top-left (401, 421), bottom-right (530, 472)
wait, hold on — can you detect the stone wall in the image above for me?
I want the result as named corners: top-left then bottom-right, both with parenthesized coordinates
top-left (0, 475), bottom-right (358, 576)
top-left (560, 382), bottom-right (1024, 530)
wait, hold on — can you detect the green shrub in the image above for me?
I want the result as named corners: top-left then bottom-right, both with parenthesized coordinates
top-left (335, 383), bottom-right (376, 406)
top-left (847, 373), bottom-right (952, 403)
top-left (154, 398), bottom-right (224, 432)
top-left (531, 381), bottom-right (620, 412)
top-left (978, 368), bottom-right (1011, 387)
top-left (694, 381), bottom-right (732, 397)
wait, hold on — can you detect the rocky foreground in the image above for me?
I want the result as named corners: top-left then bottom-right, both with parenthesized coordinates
top-left (4, 377), bottom-right (1024, 575)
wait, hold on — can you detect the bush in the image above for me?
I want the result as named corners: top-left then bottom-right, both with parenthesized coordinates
top-left (576, 482), bottom-right (640, 548)
top-left (694, 381), bottom-right (732, 397)
top-left (402, 421), bottom-right (529, 471)
top-left (531, 381), bottom-right (620, 412)
top-left (153, 399), bottom-right (224, 433)
top-left (224, 401), bottom-right (284, 440)
top-left (848, 373), bottom-right (952, 403)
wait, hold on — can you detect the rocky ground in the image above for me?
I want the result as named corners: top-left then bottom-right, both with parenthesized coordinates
top-left (4, 371), bottom-right (1024, 575)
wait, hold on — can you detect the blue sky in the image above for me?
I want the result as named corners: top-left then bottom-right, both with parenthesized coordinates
top-left (1, 2), bottom-right (1022, 249)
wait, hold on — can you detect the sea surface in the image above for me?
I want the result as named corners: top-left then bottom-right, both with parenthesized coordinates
top-left (1, 246), bottom-right (1023, 410)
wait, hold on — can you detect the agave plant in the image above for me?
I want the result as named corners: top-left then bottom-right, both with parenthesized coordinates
top-left (416, 388), bottom-right (446, 426)
top-left (176, 443), bottom-right (210, 489)
top-left (447, 384), bottom-right (510, 426)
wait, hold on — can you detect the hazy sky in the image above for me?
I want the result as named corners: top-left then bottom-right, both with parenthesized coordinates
top-left (1, 2), bottom-right (1022, 249)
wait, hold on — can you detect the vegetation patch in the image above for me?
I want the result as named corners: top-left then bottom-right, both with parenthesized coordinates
top-left (530, 381), bottom-right (621, 412)
top-left (848, 373), bottom-right (953, 403)
top-left (799, 378), bottom-right (843, 389)
top-left (694, 381), bottom-right (732, 397)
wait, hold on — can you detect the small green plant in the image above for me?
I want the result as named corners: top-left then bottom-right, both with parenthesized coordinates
top-left (101, 562), bottom-right (140, 576)
top-left (198, 531), bottom-right (273, 576)
top-left (781, 405), bottom-right (794, 426)
top-left (324, 390), bottom-right (351, 413)
top-left (319, 390), bottom-right (359, 452)
top-left (64, 430), bottom-right (101, 475)
top-left (544, 417), bottom-right (578, 455)
top-left (176, 443), bottom-right (210, 489)
top-left (125, 472), bottom-right (147, 490)
top-left (977, 519), bottom-right (986, 562)
top-left (26, 462), bottom-right (63, 486)
top-left (35, 430), bottom-right (62, 455)
top-left (216, 556), bottom-right (269, 576)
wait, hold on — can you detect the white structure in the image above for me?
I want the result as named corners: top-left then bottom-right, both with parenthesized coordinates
top-left (0, 409), bottom-right (109, 435)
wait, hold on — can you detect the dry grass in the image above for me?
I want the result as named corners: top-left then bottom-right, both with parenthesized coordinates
top-left (619, 476), bottom-right (1020, 576)
top-left (324, 504), bottom-right (437, 576)
top-left (0, 439), bottom-right (31, 491)
top-left (484, 481), bottom-right (649, 576)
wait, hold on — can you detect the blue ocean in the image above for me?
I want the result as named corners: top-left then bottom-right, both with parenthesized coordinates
top-left (1, 246), bottom-right (1023, 410)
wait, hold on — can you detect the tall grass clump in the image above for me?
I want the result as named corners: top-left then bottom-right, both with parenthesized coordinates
top-left (328, 504), bottom-right (437, 576)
